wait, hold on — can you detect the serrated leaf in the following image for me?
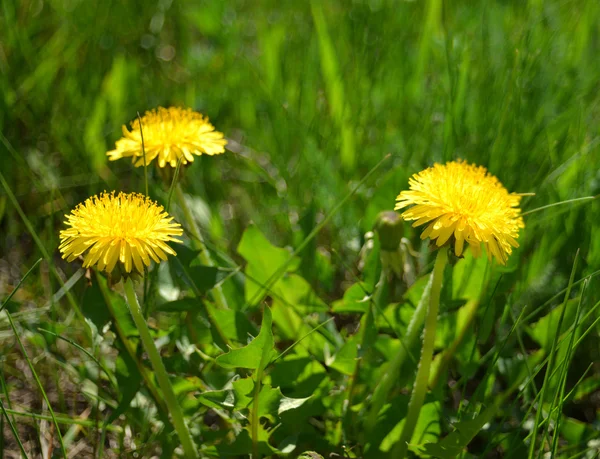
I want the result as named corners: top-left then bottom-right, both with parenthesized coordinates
top-left (215, 306), bottom-right (275, 370)
top-left (415, 400), bottom-right (501, 458)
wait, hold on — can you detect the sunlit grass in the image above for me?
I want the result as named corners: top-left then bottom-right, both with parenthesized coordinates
top-left (1, 0), bottom-right (599, 457)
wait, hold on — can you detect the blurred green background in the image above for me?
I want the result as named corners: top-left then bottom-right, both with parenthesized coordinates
top-left (1, 0), bottom-right (600, 455)
top-left (2, 0), bottom-right (599, 288)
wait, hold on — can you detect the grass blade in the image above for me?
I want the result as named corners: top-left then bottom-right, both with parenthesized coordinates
top-left (4, 310), bottom-right (67, 458)
top-left (0, 397), bottom-right (27, 458)
top-left (1, 258), bottom-right (42, 314)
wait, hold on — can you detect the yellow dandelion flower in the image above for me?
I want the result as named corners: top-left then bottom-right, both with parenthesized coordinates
top-left (395, 160), bottom-right (524, 265)
top-left (59, 192), bottom-right (183, 274)
top-left (107, 107), bottom-right (227, 168)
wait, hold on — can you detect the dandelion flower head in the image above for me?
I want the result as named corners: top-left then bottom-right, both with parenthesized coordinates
top-left (107, 107), bottom-right (227, 168)
top-left (59, 192), bottom-right (183, 274)
top-left (395, 161), bottom-right (524, 265)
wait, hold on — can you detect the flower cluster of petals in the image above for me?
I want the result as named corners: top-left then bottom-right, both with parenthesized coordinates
top-left (395, 161), bottom-right (524, 265)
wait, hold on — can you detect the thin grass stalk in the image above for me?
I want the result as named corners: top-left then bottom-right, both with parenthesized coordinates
top-left (5, 310), bottom-right (68, 459)
top-left (392, 248), bottom-right (448, 458)
top-left (123, 278), bottom-right (199, 459)
top-left (549, 279), bottom-right (587, 456)
top-left (1, 258), bottom-right (42, 314)
top-left (529, 251), bottom-right (579, 458)
top-left (0, 397), bottom-right (27, 458)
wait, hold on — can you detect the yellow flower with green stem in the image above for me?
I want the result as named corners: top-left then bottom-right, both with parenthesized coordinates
top-left (59, 191), bottom-right (199, 457)
top-left (388, 160), bottom-right (524, 458)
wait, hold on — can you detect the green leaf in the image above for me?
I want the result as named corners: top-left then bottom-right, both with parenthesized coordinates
top-left (298, 452), bottom-right (325, 459)
top-left (232, 377), bottom-right (254, 410)
top-left (380, 401), bottom-right (440, 453)
top-left (331, 282), bottom-right (371, 313)
top-left (270, 355), bottom-right (328, 398)
top-left (237, 225), bottom-right (300, 306)
top-left (273, 273), bottom-right (328, 313)
top-left (278, 392), bottom-right (312, 414)
top-left (230, 378), bottom-right (311, 418)
top-left (213, 425), bottom-right (279, 456)
top-left (451, 250), bottom-right (488, 301)
top-left (82, 278), bottom-right (113, 331)
top-left (329, 334), bottom-right (359, 375)
top-left (271, 301), bottom-right (330, 361)
top-left (527, 298), bottom-right (579, 350)
top-left (415, 400), bottom-right (501, 458)
top-left (154, 298), bottom-right (201, 312)
top-left (197, 390), bottom-right (234, 410)
top-left (168, 244), bottom-right (225, 295)
top-left (207, 303), bottom-right (257, 343)
top-left (215, 306), bottom-right (275, 370)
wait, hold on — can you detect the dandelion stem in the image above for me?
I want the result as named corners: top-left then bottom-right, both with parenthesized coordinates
top-left (123, 278), bottom-right (199, 459)
top-left (251, 365), bottom-right (263, 459)
top-left (175, 183), bottom-right (230, 310)
top-left (392, 248), bottom-right (448, 458)
top-left (365, 272), bottom-right (433, 433)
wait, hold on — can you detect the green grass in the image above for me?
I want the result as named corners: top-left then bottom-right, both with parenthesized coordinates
top-left (1, 0), bottom-right (600, 457)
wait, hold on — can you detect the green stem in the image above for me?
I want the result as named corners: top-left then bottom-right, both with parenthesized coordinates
top-left (251, 365), bottom-right (264, 459)
top-left (392, 248), bottom-right (448, 458)
top-left (175, 183), bottom-right (229, 310)
top-left (365, 271), bottom-right (433, 433)
top-left (96, 273), bottom-right (169, 418)
top-left (123, 278), bottom-right (199, 459)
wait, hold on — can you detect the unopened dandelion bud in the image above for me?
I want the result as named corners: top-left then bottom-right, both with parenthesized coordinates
top-left (374, 211), bottom-right (404, 252)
